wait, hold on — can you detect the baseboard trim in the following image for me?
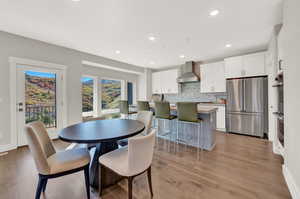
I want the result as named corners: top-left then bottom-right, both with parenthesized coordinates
top-left (0, 144), bottom-right (17, 153)
top-left (283, 164), bottom-right (300, 199)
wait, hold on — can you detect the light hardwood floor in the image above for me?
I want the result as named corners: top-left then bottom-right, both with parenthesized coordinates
top-left (0, 132), bottom-right (291, 199)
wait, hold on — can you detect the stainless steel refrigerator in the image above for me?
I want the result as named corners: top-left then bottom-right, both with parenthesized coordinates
top-left (226, 77), bottom-right (268, 137)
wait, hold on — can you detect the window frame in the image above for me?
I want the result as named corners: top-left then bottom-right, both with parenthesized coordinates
top-left (81, 75), bottom-right (98, 117)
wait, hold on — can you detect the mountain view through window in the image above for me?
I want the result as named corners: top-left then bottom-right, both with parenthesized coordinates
top-left (101, 79), bottom-right (121, 110)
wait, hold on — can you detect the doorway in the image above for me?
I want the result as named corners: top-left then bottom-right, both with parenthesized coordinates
top-left (11, 58), bottom-right (66, 147)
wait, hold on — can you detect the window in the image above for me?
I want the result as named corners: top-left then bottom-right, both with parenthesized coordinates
top-left (101, 79), bottom-right (121, 110)
top-left (81, 77), bottom-right (95, 116)
top-left (25, 70), bottom-right (57, 128)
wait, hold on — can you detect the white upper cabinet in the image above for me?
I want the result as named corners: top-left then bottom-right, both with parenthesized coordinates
top-left (152, 72), bottom-right (162, 94)
top-left (152, 69), bottom-right (178, 94)
top-left (200, 61), bottom-right (226, 93)
top-left (224, 52), bottom-right (266, 78)
top-left (224, 56), bottom-right (243, 78)
top-left (243, 53), bottom-right (266, 76)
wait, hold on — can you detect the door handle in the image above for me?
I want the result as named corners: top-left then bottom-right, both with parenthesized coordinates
top-left (17, 102), bottom-right (24, 112)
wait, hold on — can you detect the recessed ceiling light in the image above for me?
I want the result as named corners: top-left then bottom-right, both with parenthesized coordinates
top-left (72, 0), bottom-right (80, 2)
top-left (148, 35), bottom-right (156, 41)
top-left (225, 44), bottom-right (232, 48)
top-left (150, 61), bottom-right (155, 65)
top-left (179, 55), bottom-right (185, 59)
top-left (209, 10), bottom-right (219, 16)
top-left (115, 50), bottom-right (121, 54)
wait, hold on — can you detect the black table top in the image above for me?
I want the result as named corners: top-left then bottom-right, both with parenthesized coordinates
top-left (58, 119), bottom-right (145, 144)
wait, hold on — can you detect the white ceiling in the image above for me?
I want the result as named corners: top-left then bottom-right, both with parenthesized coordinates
top-left (0, 0), bottom-right (282, 68)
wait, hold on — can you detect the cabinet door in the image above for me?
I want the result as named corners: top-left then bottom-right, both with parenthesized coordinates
top-left (243, 52), bottom-right (266, 77)
top-left (212, 62), bottom-right (226, 92)
top-left (217, 106), bottom-right (226, 131)
top-left (224, 56), bottom-right (243, 78)
top-left (200, 64), bottom-right (213, 93)
top-left (160, 71), bottom-right (168, 93)
top-left (168, 69), bottom-right (178, 93)
top-left (152, 72), bottom-right (161, 94)
top-left (161, 69), bottom-right (178, 94)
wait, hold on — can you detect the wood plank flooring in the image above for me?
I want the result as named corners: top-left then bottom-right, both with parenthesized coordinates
top-left (0, 132), bottom-right (291, 199)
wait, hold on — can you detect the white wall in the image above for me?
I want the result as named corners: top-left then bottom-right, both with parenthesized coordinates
top-left (0, 31), bottom-right (144, 148)
top-left (281, 0), bottom-right (300, 197)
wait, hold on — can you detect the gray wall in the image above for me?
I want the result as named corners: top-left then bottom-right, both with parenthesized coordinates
top-left (282, 0), bottom-right (300, 194)
top-left (0, 31), bottom-right (144, 146)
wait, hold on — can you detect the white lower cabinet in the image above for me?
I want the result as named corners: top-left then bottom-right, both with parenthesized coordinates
top-left (216, 106), bottom-right (226, 131)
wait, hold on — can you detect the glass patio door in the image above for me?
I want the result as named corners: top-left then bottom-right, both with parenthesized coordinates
top-left (16, 65), bottom-right (64, 146)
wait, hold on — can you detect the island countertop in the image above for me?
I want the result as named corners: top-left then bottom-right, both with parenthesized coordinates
top-left (145, 103), bottom-right (218, 114)
top-left (169, 104), bottom-right (218, 114)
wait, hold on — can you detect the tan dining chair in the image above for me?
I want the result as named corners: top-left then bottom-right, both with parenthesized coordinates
top-left (25, 121), bottom-right (91, 199)
top-left (118, 111), bottom-right (153, 147)
top-left (99, 129), bottom-right (156, 199)
top-left (136, 111), bottom-right (153, 136)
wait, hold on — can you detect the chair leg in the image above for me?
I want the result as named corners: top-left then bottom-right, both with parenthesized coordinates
top-left (35, 176), bottom-right (46, 199)
top-left (42, 179), bottom-right (48, 192)
top-left (84, 166), bottom-right (90, 199)
top-left (99, 164), bottom-right (103, 197)
top-left (147, 167), bottom-right (154, 197)
top-left (128, 177), bottom-right (133, 199)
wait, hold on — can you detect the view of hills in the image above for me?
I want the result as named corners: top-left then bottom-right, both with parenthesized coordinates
top-left (25, 72), bottom-right (57, 127)
top-left (25, 74), bottom-right (56, 106)
top-left (81, 78), bottom-right (121, 112)
top-left (101, 79), bottom-right (121, 110)
top-left (82, 79), bottom-right (94, 112)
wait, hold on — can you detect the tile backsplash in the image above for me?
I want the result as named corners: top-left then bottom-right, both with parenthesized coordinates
top-left (164, 82), bottom-right (226, 103)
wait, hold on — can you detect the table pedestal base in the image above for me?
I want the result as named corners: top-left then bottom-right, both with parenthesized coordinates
top-left (89, 142), bottom-right (123, 189)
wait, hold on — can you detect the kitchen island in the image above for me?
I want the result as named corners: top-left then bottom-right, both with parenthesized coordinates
top-left (135, 103), bottom-right (217, 151)
top-left (130, 103), bottom-right (218, 150)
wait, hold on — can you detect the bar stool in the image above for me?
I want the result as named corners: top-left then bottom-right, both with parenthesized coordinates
top-left (176, 102), bottom-right (203, 150)
top-left (137, 101), bottom-right (150, 111)
top-left (154, 101), bottom-right (177, 138)
top-left (120, 100), bottom-right (137, 119)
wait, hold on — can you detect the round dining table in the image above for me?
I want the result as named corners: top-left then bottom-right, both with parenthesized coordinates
top-left (58, 119), bottom-right (145, 189)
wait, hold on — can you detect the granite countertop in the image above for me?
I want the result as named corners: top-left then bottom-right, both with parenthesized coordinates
top-left (170, 104), bottom-right (218, 114)
top-left (134, 102), bottom-right (220, 114)
top-left (197, 102), bottom-right (226, 106)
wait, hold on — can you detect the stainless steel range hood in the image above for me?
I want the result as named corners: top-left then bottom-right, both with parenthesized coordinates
top-left (177, 61), bottom-right (200, 83)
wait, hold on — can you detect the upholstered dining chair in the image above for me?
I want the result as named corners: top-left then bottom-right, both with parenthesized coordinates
top-left (118, 111), bottom-right (153, 147)
top-left (136, 111), bottom-right (153, 136)
top-left (25, 121), bottom-right (91, 199)
top-left (99, 129), bottom-right (156, 199)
